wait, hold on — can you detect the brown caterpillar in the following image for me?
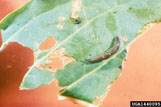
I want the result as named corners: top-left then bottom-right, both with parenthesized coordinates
top-left (86, 36), bottom-right (120, 63)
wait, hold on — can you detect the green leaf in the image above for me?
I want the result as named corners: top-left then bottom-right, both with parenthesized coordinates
top-left (56, 51), bottom-right (126, 103)
top-left (20, 68), bottom-right (55, 89)
top-left (0, 0), bottom-right (161, 106)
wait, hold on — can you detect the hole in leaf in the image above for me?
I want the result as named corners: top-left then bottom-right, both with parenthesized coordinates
top-left (59, 16), bottom-right (66, 22)
top-left (39, 36), bottom-right (56, 50)
top-left (56, 24), bottom-right (63, 30)
top-left (123, 36), bottom-right (128, 42)
top-left (39, 48), bottom-right (75, 71)
top-left (48, 57), bottom-right (63, 70)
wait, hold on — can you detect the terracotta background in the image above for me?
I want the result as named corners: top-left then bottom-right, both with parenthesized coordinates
top-left (0, 0), bottom-right (161, 107)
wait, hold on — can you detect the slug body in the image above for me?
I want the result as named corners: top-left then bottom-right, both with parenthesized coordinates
top-left (87, 36), bottom-right (120, 63)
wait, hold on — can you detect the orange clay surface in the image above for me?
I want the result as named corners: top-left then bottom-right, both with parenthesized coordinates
top-left (39, 37), bottom-right (57, 51)
top-left (0, 0), bottom-right (161, 107)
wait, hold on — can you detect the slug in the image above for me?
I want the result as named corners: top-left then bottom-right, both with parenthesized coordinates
top-left (86, 36), bottom-right (120, 63)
